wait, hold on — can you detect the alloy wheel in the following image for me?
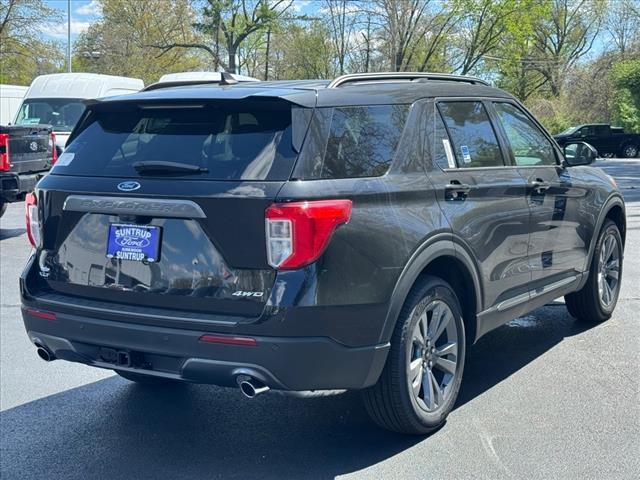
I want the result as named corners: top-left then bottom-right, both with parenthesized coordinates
top-left (597, 232), bottom-right (621, 308)
top-left (408, 300), bottom-right (459, 412)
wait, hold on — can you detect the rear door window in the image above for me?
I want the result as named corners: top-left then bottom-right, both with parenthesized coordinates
top-left (437, 101), bottom-right (504, 168)
top-left (53, 100), bottom-right (297, 181)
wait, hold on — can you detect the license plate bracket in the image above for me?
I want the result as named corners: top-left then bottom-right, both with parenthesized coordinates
top-left (106, 223), bottom-right (161, 262)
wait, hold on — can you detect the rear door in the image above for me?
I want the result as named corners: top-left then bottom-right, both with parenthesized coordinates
top-left (490, 101), bottom-right (589, 286)
top-left (428, 100), bottom-right (532, 318)
top-left (33, 99), bottom-right (301, 321)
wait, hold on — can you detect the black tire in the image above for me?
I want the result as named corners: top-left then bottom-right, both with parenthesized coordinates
top-left (116, 370), bottom-right (180, 385)
top-left (621, 143), bottom-right (638, 158)
top-left (363, 276), bottom-right (466, 435)
top-left (0, 201), bottom-right (7, 218)
top-left (565, 219), bottom-right (623, 323)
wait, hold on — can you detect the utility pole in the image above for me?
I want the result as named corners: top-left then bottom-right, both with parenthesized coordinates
top-left (67, 0), bottom-right (72, 72)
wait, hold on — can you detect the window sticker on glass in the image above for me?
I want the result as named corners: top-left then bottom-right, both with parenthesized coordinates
top-left (442, 138), bottom-right (456, 168)
top-left (460, 145), bottom-right (472, 164)
top-left (55, 152), bottom-right (74, 166)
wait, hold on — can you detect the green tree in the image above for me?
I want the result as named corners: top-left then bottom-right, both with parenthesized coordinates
top-left (153, 0), bottom-right (294, 74)
top-left (610, 60), bottom-right (640, 132)
top-left (0, 0), bottom-right (63, 84)
top-left (269, 21), bottom-right (334, 79)
top-left (74, 0), bottom-right (204, 84)
top-left (371, 0), bottom-right (459, 72)
top-left (531, 0), bottom-right (606, 97)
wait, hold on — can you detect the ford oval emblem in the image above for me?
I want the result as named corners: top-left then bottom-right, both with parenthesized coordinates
top-left (117, 181), bottom-right (141, 192)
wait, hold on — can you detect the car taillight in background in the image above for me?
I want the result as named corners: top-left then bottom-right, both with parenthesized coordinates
top-left (25, 192), bottom-right (41, 248)
top-left (50, 132), bottom-right (58, 164)
top-left (265, 200), bottom-right (352, 269)
top-left (0, 133), bottom-right (10, 171)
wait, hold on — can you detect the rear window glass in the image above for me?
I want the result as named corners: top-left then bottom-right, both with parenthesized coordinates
top-left (53, 101), bottom-right (297, 181)
top-left (293, 105), bottom-right (410, 179)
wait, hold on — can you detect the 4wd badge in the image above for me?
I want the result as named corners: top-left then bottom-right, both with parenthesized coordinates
top-left (232, 291), bottom-right (264, 298)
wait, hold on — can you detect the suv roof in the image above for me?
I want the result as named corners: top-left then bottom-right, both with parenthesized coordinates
top-left (90, 72), bottom-right (512, 109)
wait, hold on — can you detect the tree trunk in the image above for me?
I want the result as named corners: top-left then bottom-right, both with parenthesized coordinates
top-left (228, 45), bottom-right (238, 74)
top-left (264, 28), bottom-right (271, 80)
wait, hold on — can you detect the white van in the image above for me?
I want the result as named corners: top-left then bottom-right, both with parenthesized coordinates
top-left (14, 73), bottom-right (144, 150)
top-left (0, 84), bottom-right (28, 125)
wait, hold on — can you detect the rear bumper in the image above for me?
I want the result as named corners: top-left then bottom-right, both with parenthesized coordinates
top-left (0, 172), bottom-right (42, 202)
top-left (21, 306), bottom-right (389, 391)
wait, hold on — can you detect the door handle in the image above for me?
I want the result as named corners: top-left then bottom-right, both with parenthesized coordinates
top-left (445, 181), bottom-right (471, 201)
top-left (530, 179), bottom-right (551, 193)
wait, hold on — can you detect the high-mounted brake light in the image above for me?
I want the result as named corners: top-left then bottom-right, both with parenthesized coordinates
top-left (0, 133), bottom-right (10, 171)
top-left (25, 192), bottom-right (40, 248)
top-left (265, 200), bottom-right (352, 269)
top-left (50, 132), bottom-right (58, 165)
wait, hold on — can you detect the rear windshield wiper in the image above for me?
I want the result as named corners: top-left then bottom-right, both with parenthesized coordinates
top-left (132, 161), bottom-right (209, 175)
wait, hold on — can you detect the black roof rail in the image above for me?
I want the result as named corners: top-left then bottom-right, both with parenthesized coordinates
top-left (327, 72), bottom-right (490, 88)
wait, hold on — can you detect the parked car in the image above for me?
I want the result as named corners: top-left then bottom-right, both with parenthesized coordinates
top-left (554, 123), bottom-right (640, 158)
top-left (0, 84), bottom-right (28, 125)
top-left (13, 73), bottom-right (144, 153)
top-left (0, 124), bottom-right (56, 217)
top-left (20, 72), bottom-right (625, 434)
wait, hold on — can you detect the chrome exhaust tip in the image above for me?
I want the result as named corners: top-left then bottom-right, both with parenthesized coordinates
top-left (36, 345), bottom-right (55, 362)
top-left (239, 379), bottom-right (269, 398)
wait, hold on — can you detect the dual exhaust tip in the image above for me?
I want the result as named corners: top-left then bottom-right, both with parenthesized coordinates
top-left (238, 378), bottom-right (269, 398)
top-left (34, 345), bottom-right (269, 397)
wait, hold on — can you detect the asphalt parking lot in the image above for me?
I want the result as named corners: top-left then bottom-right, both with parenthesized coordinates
top-left (1, 159), bottom-right (639, 479)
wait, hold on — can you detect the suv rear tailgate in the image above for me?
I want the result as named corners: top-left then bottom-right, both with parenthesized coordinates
top-left (1, 124), bottom-right (54, 174)
top-left (31, 176), bottom-right (282, 319)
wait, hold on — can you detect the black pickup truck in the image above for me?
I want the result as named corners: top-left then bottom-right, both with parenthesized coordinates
top-left (553, 124), bottom-right (640, 158)
top-left (0, 124), bottom-right (56, 217)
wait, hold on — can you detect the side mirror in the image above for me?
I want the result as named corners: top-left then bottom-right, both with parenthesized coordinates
top-left (563, 141), bottom-right (598, 166)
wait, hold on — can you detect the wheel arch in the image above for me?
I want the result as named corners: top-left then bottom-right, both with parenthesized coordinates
top-left (580, 194), bottom-right (626, 288)
top-left (379, 234), bottom-right (483, 346)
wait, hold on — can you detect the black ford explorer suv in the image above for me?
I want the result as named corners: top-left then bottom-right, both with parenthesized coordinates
top-left (21, 72), bottom-right (625, 434)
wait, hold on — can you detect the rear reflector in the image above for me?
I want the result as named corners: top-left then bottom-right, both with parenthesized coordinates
top-left (26, 309), bottom-right (57, 321)
top-left (25, 192), bottom-right (40, 248)
top-left (265, 199), bottom-right (352, 269)
top-left (0, 133), bottom-right (10, 171)
top-left (199, 334), bottom-right (257, 346)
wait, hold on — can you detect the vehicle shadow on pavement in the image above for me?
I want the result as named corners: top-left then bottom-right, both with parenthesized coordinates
top-left (457, 303), bottom-right (592, 408)
top-left (1, 378), bottom-right (419, 479)
top-left (2, 305), bottom-right (594, 480)
top-left (0, 228), bottom-right (26, 240)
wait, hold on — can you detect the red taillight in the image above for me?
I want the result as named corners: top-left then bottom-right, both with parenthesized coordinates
top-left (25, 192), bottom-right (40, 248)
top-left (199, 334), bottom-right (257, 346)
top-left (265, 200), bottom-right (352, 269)
top-left (50, 132), bottom-right (58, 164)
top-left (0, 133), bottom-right (10, 171)
top-left (26, 309), bottom-right (57, 321)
